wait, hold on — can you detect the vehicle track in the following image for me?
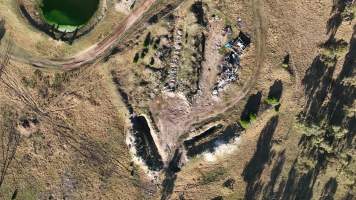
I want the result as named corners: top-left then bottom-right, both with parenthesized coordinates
top-left (185, 0), bottom-right (267, 133)
top-left (154, 0), bottom-right (267, 176)
top-left (159, 1), bottom-right (267, 197)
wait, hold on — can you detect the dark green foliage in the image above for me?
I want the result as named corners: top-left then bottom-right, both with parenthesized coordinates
top-left (141, 48), bottom-right (149, 58)
top-left (143, 32), bottom-right (151, 47)
top-left (149, 57), bottom-right (155, 65)
top-left (133, 53), bottom-right (140, 63)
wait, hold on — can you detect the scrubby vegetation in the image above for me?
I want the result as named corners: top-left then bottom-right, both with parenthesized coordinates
top-left (200, 167), bottom-right (227, 185)
top-left (265, 97), bottom-right (280, 106)
top-left (239, 113), bottom-right (257, 129)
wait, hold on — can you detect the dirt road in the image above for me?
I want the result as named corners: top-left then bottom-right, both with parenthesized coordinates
top-left (189, 0), bottom-right (267, 132)
top-left (151, 0), bottom-right (267, 163)
top-left (190, 0), bottom-right (267, 124)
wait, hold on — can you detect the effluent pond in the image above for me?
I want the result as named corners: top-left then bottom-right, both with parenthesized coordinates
top-left (41, 0), bottom-right (99, 31)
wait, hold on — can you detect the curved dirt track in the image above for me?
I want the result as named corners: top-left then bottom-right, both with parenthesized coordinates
top-left (10, 0), bottom-right (156, 69)
top-left (7, 0), bottom-right (267, 165)
top-left (151, 0), bottom-right (267, 164)
top-left (186, 0), bottom-right (267, 133)
top-left (158, 2), bottom-right (268, 198)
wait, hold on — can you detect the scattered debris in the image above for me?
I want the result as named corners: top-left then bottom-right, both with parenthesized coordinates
top-left (237, 17), bottom-right (245, 29)
top-left (222, 25), bottom-right (232, 36)
top-left (165, 26), bottom-right (184, 91)
top-left (223, 178), bottom-right (236, 190)
top-left (213, 32), bottom-right (251, 95)
top-left (115, 0), bottom-right (136, 13)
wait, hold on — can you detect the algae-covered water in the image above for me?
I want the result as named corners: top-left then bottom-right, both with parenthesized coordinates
top-left (41, 0), bottom-right (99, 29)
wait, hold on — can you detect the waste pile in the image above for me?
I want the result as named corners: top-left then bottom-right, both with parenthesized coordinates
top-left (213, 32), bottom-right (251, 96)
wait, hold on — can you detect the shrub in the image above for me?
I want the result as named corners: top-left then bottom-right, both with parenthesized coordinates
top-left (141, 48), bottom-right (149, 58)
top-left (143, 32), bottom-right (152, 47)
top-left (200, 167), bottom-right (227, 185)
top-left (265, 97), bottom-right (280, 106)
top-left (239, 113), bottom-right (258, 129)
top-left (21, 77), bottom-right (37, 88)
top-left (239, 119), bottom-right (250, 129)
top-left (51, 73), bottom-right (68, 91)
top-left (281, 63), bottom-right (289, 69)
top-left (249, 113), bottom-right (257, 122)
top-left (218, 47), bottom-right (229, 55)
top-left (133, 53), bottom-right (140, 63)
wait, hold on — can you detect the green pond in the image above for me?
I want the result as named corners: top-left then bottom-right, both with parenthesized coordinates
top-left (41, 0), bottom-right (99, 30)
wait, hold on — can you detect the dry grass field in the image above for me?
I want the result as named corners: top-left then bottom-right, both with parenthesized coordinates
top-left (0, 0), bottom-right (355, 199)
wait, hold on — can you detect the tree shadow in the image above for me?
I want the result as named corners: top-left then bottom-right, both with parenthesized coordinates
top-left (294, 168), bottom-right (318, 200)
top-left (274, 179), bottom-right (286, 200)
top-left (190, 1), bottom-right (208, 27)
top-left (241, 92), bottom-right (262, 121)
top-left (323, 25), bottom-right (356, 126)
top-left (148, 4), bottom-right (175, 24)
top-left (326, 0), bottom-right (347, 39)
top-left (303, 63), bottom-right (335, 123)
top-left (320, 177), bottom-right (338, 200)
top-left (302, 24), bottom-right (356, 127)
top-left (0, 106), bottom-right (20, 188)
top-left (242, 116), bottom-right (279, 200)
top-left (302, 56), bottom-right (330, 98)
top-left (268, 80), bottom-right (283, 101)
top-left (0, 20), bottom-right (5, 42)
top-left (280, 160), bottom-right (298, 200)
top-left (321, 37), bottom-right (348, 50)
top-left (161, 149), bottom-right (182, 200)
top-left (326, 13), bottom-right (342, 39)
top-left (279, 151), bottom-right (325, 200)
top-left (262, 150), bottom-right (286, 200)
top-left (280, 161), bottom-right (319, 200)
top-left (283, 54), bottom-right (290, 65)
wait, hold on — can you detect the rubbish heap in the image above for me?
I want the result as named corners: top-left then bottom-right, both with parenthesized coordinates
top-left (213, 32), bottom-right (251, 96)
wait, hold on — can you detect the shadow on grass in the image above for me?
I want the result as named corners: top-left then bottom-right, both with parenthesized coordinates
top-left (268, 80), bottom-right (283, 101)
top-left (240, 92), bottom-right (262, 121)
top-left (161, 149), bottom-right (182, 200)
top-left (242, 116), bottom-right (279, 200)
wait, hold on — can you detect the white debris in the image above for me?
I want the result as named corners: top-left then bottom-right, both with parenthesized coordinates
top-left (202, 137), bottom-right (241, 162)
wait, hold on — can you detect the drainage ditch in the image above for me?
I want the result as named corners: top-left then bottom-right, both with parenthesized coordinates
top-left (131, 116), bottom-right (164, 171)
top-left (184, 123), bottom-right (243, 158)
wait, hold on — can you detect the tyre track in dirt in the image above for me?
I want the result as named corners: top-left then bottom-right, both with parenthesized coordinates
top-left (154, 0), bottom-right (267, 176)
top-left (185, 0), bottom-right (267, 133)
top-left (158, 1), bottom-right (267, 197)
